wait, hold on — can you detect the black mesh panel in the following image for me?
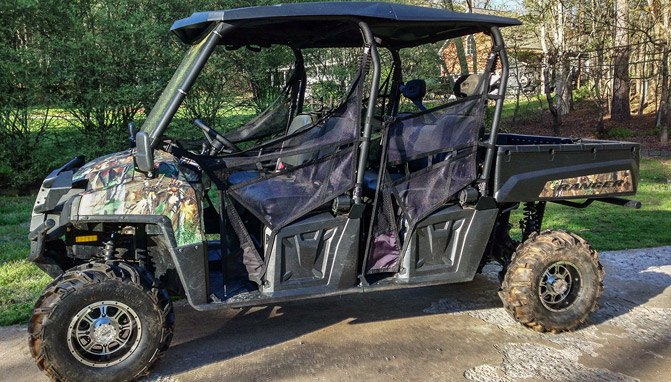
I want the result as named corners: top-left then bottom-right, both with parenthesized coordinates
top-left (232, 149), bottom-right (355, 228)
top-left (388, 96), bottom-right (484, 223)
top-left (387, 97), bottom-right (481, 164)
top-left (208, 75), bottom-right (363, 231)
top-left (366, 95), bottom-right (485, 274)
top-left (391, 152), bottom-right (476, 224)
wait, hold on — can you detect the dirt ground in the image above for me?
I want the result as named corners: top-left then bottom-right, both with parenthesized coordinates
top-left (1, 246), bottom-right (670, 382)
top-left (505, 99), bottom-right (669, 153)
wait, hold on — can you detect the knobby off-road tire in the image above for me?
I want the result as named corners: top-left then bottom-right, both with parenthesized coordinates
top-left (499, 230), bottom-right (604, 332)
top-left (29, 262), bottom-right (174, 382)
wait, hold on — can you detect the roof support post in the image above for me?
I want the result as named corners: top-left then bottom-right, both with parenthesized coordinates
top-left (354, 21), bottom-right (381, 205)
top-left (387, 49), bottom-right (403, 116)
top-left (144, 22), bottom-right (231, 148)
top-left (480, 26), bottom-right (509, 194)
top-left (292, 48), bottom-right (307, 115)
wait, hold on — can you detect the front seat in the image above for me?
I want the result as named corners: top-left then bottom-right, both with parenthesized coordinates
top-left (228, 113), bottom-right (319, 186)
top-left (276, 113), bottom-right (319, 169)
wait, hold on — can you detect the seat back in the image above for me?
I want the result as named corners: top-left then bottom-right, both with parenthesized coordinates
top-left (277, 113), bottom-right (319, 168)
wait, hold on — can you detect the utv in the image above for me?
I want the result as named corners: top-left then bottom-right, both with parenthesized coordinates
top-left (27, 2), bottom-right (640, 381)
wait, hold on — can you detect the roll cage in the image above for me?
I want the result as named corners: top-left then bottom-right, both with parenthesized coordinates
top-left (137, 3), bottom-right (518, 197)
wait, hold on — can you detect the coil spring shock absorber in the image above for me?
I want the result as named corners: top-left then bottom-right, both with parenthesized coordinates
top-left (520, 201), bottom-right (546, 241)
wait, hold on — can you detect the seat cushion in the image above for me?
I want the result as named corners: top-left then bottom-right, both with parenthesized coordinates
top-left (363, 169), bottom-right (403, 192)
top-left (228, 171), bottom-right (260, 186)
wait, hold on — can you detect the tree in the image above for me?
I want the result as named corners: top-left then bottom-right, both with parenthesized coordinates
top-left (611, 0), bottom-right (632, 121)
top-left (0, 0), bottom-right (66, 189)
top-left (646, 0), bottom-right (670, 143)
top-left (525, 0), bottom-right (575, 134)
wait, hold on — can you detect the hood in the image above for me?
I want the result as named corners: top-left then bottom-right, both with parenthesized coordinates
top-left (72, 149), bottom-right (202, 192)
top-left (73, 149), bottom-right (136, 191)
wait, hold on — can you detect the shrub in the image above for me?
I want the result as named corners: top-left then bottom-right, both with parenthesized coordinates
top-left (608, 127), bottom-right (635, 139)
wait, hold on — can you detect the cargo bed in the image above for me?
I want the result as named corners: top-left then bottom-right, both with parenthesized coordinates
top-left (492, 133), bottom-right (639, 203)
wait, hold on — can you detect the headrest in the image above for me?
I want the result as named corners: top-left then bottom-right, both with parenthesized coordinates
top-left (401, 79), bottom-right (427, 100)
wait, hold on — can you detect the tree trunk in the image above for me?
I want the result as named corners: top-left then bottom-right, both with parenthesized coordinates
top-left (554, 54), bottom-right (572, 115)
top-left (540, 20), bottom-right (561, 134)
top-left (638, 44), bottom-right (647, 116)
top-left (576, 54), bottom-right (583, 90)
top-left (554, 1), bottom-right (570, 116)
top-left (594, 48), bottom-right (604, 100)
top-left (443, 0), bottom-right (469, 75)
top-left (611, 0), bottom-right (631, 121)
top-left (660, 46), bottom-right (669, 144)
top-left (545, 67), bottom-right (562, 135)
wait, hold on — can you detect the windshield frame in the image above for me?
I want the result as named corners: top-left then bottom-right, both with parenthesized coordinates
top-left (141, 22), bottom-right (228, 148)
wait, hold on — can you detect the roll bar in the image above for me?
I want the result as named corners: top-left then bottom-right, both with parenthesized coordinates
top-left (354, 21), bottom-right (381, 205)
top-left (480, 26), bottom-right (508, 195)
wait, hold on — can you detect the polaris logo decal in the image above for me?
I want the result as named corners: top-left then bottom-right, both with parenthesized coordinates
top-left (539, 170), bottom-right (633, 198)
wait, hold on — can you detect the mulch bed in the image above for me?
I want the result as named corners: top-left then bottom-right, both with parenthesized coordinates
top-left (501, 99), bottom-right (670, 156)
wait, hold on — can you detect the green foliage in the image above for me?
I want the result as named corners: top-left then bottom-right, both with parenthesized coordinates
top-left (573, 85), bottom-right (592, 102)
top-left (182, 49), bottom-right (238, 129)
top-left (49, 1), bottom-right (195, 144)
top-left (303, 47), bottom-right (361, 109)
top-left (400, 42), bottom-right (445, 80)
top-left (608, 127), bottom-right (635, 139)
top-left (0, 0), bottom-right (218, 189)
top-left (237, 46), bottom-right (296, 111)
top-left (0, 1), bottom-right (64, 190)
top-left (311, 80), bottom-right (345, 105)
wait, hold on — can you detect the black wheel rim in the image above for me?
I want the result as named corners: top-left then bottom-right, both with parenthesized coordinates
top-left (538, 261), bottom-right (582, 311)
top-left (66, 300), bottom-right (142, 367)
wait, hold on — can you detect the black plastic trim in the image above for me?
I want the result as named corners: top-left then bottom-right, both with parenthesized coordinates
top-left (69, 214), bottom-right (208, 306)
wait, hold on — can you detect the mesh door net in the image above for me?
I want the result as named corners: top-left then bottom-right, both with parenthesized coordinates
top-left (205, 73), bottom-right (363, 284)
top-left (207, 72), bottom-right (363, 231)
top-left (388, 97), bottom-right (484, 224)
top-left (366, 95), bottom-right (487, 274)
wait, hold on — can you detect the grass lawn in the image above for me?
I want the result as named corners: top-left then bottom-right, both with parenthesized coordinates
top-left (0, 197), bottom-right (51, 326)
top-left (0, 158), bottom-right (669, 326)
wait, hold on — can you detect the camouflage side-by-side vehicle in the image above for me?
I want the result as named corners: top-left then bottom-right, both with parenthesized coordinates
top-left (27, 2), bottom-right (640, 381)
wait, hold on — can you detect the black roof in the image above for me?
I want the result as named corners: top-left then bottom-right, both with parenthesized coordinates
top-left (171, 2), bottom-right (521, 48)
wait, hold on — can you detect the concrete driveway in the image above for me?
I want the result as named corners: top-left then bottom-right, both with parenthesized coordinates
top-left (2, 246), bottom-right (670, 381)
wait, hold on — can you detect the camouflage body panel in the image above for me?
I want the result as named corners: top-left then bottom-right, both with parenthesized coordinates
top-left (73, 150), bottom-right (136, 187)
top-left (539, 170), bottom-right (634, 199)
top-left (76, 150), bottom-right (204, 247)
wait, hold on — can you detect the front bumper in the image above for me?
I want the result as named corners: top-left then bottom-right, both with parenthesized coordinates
top-left (28, 156), bottom-right (86, 277)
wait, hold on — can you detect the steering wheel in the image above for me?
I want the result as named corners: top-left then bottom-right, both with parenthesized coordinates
top-left (194, 119), bottom-right (241, 153)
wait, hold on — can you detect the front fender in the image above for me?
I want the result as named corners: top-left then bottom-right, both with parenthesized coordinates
top-left (67, 212), bottom-right (209, 306)
top-left (75, 150), bottom-right (205, 247)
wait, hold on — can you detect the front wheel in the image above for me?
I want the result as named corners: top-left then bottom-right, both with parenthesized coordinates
top-left (29, 262), bottom-right (174, 382)
top-left (499, 230), bottom-right (604, 332)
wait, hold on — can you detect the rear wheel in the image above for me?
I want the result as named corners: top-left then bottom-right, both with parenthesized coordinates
top-left (29, 262), bottom-right (173, 382)
top-left (499, 230), bottom-right (604, 332)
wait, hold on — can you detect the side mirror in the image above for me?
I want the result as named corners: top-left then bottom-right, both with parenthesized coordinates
top-left (127, 122), bottom-right (137, 148)
top-left (135, 132), bottom-right (154, 175)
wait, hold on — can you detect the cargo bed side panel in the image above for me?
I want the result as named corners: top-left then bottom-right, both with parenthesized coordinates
top-left (493, 134), bottom-right (640, 203)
